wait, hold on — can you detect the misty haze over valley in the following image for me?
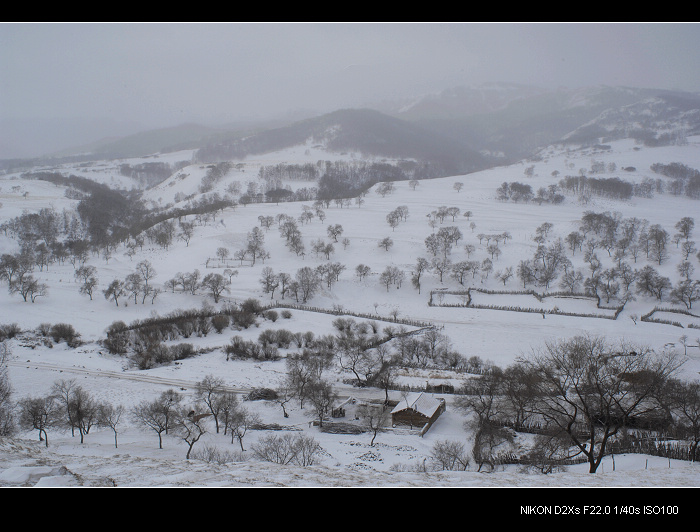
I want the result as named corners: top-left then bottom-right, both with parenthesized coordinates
top-left (0, 23), bottom-right (699, 496)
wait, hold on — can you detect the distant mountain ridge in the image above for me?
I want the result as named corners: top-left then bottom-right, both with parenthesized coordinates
top-left (5, 84), bottom-right (700, 178)
top-left (389, 82), bottom-right (551, 119)
top-left (193, 108), bottom-right (487, 176)
top-left (394, 84), bottom-right (700, 163)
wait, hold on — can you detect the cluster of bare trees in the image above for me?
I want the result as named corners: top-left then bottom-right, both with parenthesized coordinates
top-left (450, 335), bottom-right (697, 473)
top-left (164, 265), bottom-right (236, 304)
top-left (230, 227), bottom-right (269, 267)
top-left (102, 260), bottom-right (161, 307)
top-left (517, 236), bottom-right (570, 291)
top-left (392, 328), bottom-right (464, 370)
top-left (250, 432), bottom-right (323, 466)
top-left (199, 162), bottom-right (232, 194)
top-left (280, 345), bottom-right (338, 428)
top-left (506, 214), bottom-right (700, 310)
top-left (0, 177), bottom-right (243, 306)
top-left (650, 161), bottom-right (700, 199)
top-left (386, 205), bottom-right (409, 231)
top-left (379, 265), bottom-right (404, 292)
top-left (0, 250), bottom-right (49, 303)
top-left (259, 260), bottom-right (348, 303)
top-left (0, 214), bottom-right (225, 307)
top-left (276, 213), bottom-right (306, 257)
top-left (428, 205), bottom-right (462, 226)
top-left (496, 181), bottom-right (535, 203)
top-left (16, 378), bottom-right (125, 448)
top-left (10, 373), bottom-right (261, 460)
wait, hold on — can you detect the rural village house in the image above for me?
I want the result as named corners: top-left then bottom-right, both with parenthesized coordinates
top-left (391, 392), bottom-right (446, 434)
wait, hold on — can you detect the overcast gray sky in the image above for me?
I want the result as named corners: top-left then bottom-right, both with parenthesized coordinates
top-left (2, 22), bottom-right (700, 157)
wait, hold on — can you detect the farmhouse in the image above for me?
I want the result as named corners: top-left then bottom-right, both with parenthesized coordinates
top-left (391, 392), bottom-right (446, 434)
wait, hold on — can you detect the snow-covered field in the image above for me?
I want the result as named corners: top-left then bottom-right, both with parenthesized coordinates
top-left (1, 136), bottom-right (699, 488)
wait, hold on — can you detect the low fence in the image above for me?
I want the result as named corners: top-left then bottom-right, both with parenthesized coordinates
top-left (260, 301), bottom-right (435, 329)
top-left (429, 287), bottom-right (626, 320)
top-left (641, 306), bottom-right (700, 329)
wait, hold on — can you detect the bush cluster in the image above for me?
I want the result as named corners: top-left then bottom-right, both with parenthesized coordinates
top-left (48, 323), bottom-right (82, 348)
top-left (0, 323), bottom-right (21, 342)
top-left (131, 342), bottom-right (196, 370)
top-left (224, 336), bottom-right (280, 361)
top-left (102, 300), bottom-right (266, 356)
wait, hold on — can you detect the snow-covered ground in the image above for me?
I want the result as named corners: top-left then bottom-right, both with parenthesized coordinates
top-left (1, 136), bottom-right (699, 488)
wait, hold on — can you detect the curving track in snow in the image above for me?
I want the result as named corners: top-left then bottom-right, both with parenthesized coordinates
top-left (6, 360), bottom-right (251, 395)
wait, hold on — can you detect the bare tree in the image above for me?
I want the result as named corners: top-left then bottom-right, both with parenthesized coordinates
top-left (245, 227), bottom-right (267, 265)
top-left (355, 264), bottom-right (371, 281)
top-left (295, 266), bottom-right (320, 303)
top-left (195, 374), bottom-right (227, 432)
top-left (136, 260), bottom-right (156, 290)
top-left (223, 268), bottom-right (239, 282)
top-left (327, 224), bottom-right (343, 242)
top-left (557, 268), bottom-right (580, 294)
top-left (217, 391), bottom-right (240, 435)
top-left (525, 429), bottom-right (576, 474)
top-left (98, 403), bottom-right (125, 448)
top-left (496, 267), bottom-right (514, 286)
top-left (378, 237), bottom-right (393, 251)
top-left (666, 379), bottom-right (700, 461)
top-left (670, 279), bottom-right (700, 310)
top-left (175, 406), bottom-right (208, 459)
top-left (431, 257), bottom-right (451, 283)
top-left (51, 379), bottom-right (98, 443)
top-left (124, 272), bottom-right (142, 304)
top-left (131, 389), bottom-right (182, 448)
top-left (252, 433), bottom-right (322, 466)
top-left (74, 265), bottom-right (98, 300)
top-left (523, 335), bottom-right (682, 473)
top-left (430, 440), bottom-right (470, 471)
top-left (386, 211), bottom-right (400, 231)
top-left (103, 279), bottom-right (125, 306)
top-left (10, 275), bottom-right (47, 302)
top-left (675, 216), bottom-right (695, 241)
top-left (306, 379), bottom-right (337, 427)
top-left (227, 404), bottom-right (260, 451)
top-left (178, 221), bottom-right (194, 246)
top-left (455, 371), bottom-right (514, 471)
top-left (358, 403), bottom-right (390, 446)
top-left (202, 273), bottom-right (231, 303)
top-left (260, 266), bottom-right (280, 298)
top-left (285, 356), bottom-right (318, 408)
top-left (18, 395), bottom-right (60, 446)
top-left (379, 265), bottom-right (402, 291)
top-left (412, 257), bottom-right (430, 293)
top-left (648, 224), bottom-right (669, 264)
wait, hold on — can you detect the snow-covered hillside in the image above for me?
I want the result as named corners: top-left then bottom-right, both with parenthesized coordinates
top-left (1, 137), bottom-right (699, 488)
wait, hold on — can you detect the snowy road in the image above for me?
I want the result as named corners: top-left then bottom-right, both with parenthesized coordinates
top-left (6, 360), bottom-right (251, 395)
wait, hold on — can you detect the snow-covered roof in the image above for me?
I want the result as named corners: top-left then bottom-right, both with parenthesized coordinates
top-left (391, 392), bottom-right (443, 418)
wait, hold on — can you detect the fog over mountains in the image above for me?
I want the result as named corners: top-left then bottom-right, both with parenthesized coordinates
top-left (3, 83), bottom-right (700, 178)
